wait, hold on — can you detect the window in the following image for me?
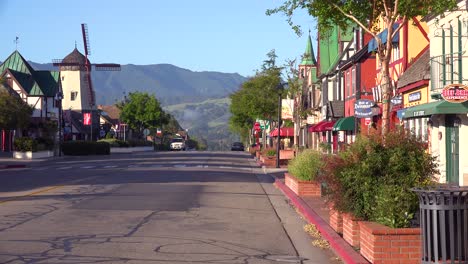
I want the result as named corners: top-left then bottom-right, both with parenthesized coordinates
top-left (346, 71), bottom-right (351, 98)
top-left (404, 117), bottom-right (429, 142)
top-left (351, 68), bottom-right (356, 95)
top-left (70, 91), bottom-right (78, 101)
top-left (392, 45), bottom-right (400, 61)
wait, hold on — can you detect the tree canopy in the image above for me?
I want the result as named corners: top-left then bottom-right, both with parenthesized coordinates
top-left (267, 0), bottom-right (458, 134)
top-left (117, 92), bottom-right (169, 137)
top-left (229, 50), bottom-right (283, 141)
top-left (0, 90), bottom-right (33, 130)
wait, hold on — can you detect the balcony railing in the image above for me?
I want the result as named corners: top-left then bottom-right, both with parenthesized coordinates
top-left (430, 52), bottom-right (468, 91)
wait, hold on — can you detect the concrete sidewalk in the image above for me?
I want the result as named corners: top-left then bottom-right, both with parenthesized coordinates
top-left (263, 166), bottom-right (369, 264)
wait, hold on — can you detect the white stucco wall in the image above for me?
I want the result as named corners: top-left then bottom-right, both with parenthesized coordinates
top-left (61, 70), bottom-right (92, 111)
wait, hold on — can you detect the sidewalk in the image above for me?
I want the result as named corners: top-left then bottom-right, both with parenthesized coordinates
top-left (262, 166), bottom-right (369, 264)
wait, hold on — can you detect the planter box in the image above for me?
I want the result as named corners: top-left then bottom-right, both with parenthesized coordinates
top-left (329, 207), bottom-right (343, 234)
top-left (13, 150), bottom-right (54, 159)
top-left (279, 149), bottom-right (295, 160)
top-left (359, 221), bottom-right (421, 264)
top-left (110, 146), bottom-right (153, 153)
top-left (284, 172), bottom-right (321, 197)
top-left (343, 213), bottom-right (361, 248)
top-left (261, 155), bottom-right (277, 167)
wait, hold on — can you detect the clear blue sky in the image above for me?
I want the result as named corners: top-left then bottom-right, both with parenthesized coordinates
top-left (0, 0), bottom-right (317, 77)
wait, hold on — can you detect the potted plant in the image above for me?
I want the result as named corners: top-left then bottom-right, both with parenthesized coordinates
top-left (285, 149), bottom-right (324, 197)
top-left (13, 137), bottom-right (54, 159)
top-left (320, 129), bottom-right (438, 263)
top-left (260, 147), bottom-right (277, 167)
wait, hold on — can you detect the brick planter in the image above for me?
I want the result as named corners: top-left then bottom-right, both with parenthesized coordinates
top-left (359, 221), bottom-right (421, 264)
top-left (343, 213), bottom-right (361, 248)
top-left (261, 155), bottom-right (276, 167)
top-left (284, 172), bottom-right (321, 197)
top-left (329, 207), bottom-right (343, 234)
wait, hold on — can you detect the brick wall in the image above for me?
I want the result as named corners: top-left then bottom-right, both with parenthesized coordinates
top-left (284, 173), bottom-right (321, 197)
top-left (343, 213), bottom-right (361, 248)
top-left (329, 207), bottom-right (343, 234)
top-left (359, 221), bottom-right (421, 264)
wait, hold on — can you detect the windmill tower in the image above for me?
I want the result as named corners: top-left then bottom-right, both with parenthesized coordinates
top-left (53, 23), bottom-right (120, 140)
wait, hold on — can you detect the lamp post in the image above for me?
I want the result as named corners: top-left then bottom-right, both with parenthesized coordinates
top-left (55, 92), bottom-right (63, 157)
top-left (276, 82), bottom-right (287, 168)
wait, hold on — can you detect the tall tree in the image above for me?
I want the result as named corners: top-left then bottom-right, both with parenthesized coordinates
top-left (267, 0), bottom-right (458, 135)
top-left (0, 90), bottom-right (33, 131)
top-left (117, 92), bottom-right (168, 138)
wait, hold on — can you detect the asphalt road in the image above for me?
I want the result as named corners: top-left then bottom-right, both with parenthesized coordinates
top-left (0, 151), bottom-right (340, 264)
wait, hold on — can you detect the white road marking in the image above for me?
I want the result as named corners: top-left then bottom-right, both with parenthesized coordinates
top-left (57, 166), bottom-right (73, 170)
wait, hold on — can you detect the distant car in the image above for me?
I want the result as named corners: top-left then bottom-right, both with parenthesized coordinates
top-left (170, 138), bottom-right (186, 151)
top-left (231, 142), bottom-right (245, 151)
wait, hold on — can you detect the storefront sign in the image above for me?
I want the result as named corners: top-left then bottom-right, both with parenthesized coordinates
top-left (354, 99), bottom-right (375, 118)
top-left (441, 83), bottom-right (468, 103)
top-left (390, 95), bottom-right (402, 106)
top-left (408, 91), bottom-right (421, 102)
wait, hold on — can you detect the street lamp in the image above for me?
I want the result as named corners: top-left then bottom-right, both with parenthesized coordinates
top-left (276, 82), bottom-right (287, 168)
top-left (55, 91), bottom-right (64, 156)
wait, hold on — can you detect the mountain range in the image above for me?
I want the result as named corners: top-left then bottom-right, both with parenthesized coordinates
top-left (28, 62), bottom-right (248, 150)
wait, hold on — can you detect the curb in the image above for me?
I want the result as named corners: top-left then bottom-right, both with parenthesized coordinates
top-left (273, 177), bottom-right (369, 264)
top-left (0, 164), bottom-right (27, 170)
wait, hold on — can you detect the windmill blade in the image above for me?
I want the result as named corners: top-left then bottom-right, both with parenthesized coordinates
top-left (93, 63), bottom-right (121, 71)
top-left (81, 23), bottom-right (91, 57)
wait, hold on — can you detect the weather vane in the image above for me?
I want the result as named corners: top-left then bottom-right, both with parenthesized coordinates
top-left (14, 36), bottom-right (19, 50)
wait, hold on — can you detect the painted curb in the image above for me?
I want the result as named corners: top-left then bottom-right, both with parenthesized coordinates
top-left (274, 178), bottom-right (369, 264)
top-left (0, 164), bottom-right (27, 169)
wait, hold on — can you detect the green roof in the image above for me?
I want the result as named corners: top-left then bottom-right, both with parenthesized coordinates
top-left (0, 50), bottom-right (59, 96)
top-left (300, 33), bottom-right (317, 66)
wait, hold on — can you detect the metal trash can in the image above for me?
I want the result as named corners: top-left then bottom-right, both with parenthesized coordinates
top-left (412, 187), bottom-right (468, 264)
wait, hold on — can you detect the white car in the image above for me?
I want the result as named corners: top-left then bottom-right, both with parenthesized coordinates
top-left (170, 138), bottom-right (186, 151)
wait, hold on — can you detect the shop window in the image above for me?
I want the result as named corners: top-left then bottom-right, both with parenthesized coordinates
top-left (70, 91), bottom-right (78, 101)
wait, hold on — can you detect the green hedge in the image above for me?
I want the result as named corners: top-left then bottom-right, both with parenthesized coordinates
top-left (14, 137), bottom-right (38, 152)
top-left (62, 141), bottom-right (110, 155)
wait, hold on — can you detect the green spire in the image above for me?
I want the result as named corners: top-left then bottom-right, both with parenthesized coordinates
top-left (300, 31), bottom-right (317, 66)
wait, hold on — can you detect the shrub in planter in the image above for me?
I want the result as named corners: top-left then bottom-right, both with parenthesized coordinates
top-left (287, 149), bottom-right (324, 181)
top-left (262, 148), bottom-right (277, 157)
top-left (62, 141), bottom-right (110, 155)
top-left (14, 137), bottom-right (38, 152)
top-left (321, 128), bottom-right (438, 228)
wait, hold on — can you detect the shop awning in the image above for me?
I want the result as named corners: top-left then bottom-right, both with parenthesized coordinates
top-left (368, 24), bottom-right (400, 53)
top-left (309, 120), bottom-right (336, 132)
top-left (403, 100), bottom-right (468, 119)
top-left (332, 116), bottom-right (355, 131)
top-left (270, 127), bottom-right (294, 137)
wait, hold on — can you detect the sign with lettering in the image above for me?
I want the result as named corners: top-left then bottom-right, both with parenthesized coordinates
top-left (354, 99), bottom-right (375, 118)
top-left (408, 91), bottom-right (421, 102)
top-left (441, 83), bottom-right (468, 103)
top-left (390, 95), bottom-right (402, 106)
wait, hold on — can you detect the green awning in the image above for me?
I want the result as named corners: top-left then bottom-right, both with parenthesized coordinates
top-left (332, 116), bottom-right (355, 131)
top-left (403, 101), bottom-right (468, 119)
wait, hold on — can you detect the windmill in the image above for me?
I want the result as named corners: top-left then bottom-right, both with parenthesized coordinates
top-left (53, 23), bottom-right (121, 107)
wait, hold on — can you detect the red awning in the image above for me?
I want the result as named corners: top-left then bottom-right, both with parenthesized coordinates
top-left (309, 120), bottom-right (336, 132)
top-left (270, 127), bottom-right (294, 137)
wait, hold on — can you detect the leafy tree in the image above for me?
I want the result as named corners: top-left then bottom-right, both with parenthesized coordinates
top-left (117, 92), bottom-right (168, 138)
top-left (267, 0), bottom-right (458, 135)
top-left (229, 50), bottom-right (283, 141)
top-left (0, 90), bottom-right (33, 131)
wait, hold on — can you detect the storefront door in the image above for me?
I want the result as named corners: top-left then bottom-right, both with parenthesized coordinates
top-left (445, 115), bottom-right (460, 185)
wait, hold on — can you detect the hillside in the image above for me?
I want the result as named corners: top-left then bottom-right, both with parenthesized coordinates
top-left (27, 62), bottom-right (246, 150)
top-left (165, 98), bottom-right (237, 150)
top-left (29, 62), bottom-right (246, 106)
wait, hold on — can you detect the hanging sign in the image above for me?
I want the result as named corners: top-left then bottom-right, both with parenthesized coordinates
top-left (441, 83), bottom-right (468, 103)
top-left (83, 112), bottom-right (91, 126)
top-left (354, 99), bottom-right (375, 118)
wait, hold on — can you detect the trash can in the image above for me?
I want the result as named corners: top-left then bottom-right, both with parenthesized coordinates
top-left (412, 186), bottom-right (468, 264)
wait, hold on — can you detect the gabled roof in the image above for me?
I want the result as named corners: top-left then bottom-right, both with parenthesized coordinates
top-left (0, 50), bottom-right (59, 96)
top-left (397, 49), bottom-right (430, 89)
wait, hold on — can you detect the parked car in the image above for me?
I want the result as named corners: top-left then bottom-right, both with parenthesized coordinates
top-left (231, 142), bottom-right (245, 151)
top-left (170, 138), bottom-right (186, 151)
